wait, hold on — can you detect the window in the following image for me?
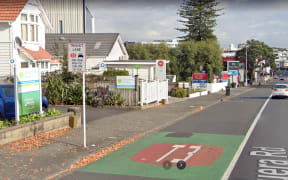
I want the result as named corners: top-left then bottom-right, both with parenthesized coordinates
top-left (21, 14), bottom-right (27, 21)
top-left (60, 20), bottom-right (63, 34)
top-left (20, 13), bottom-right (39, 42)
top-left (41, 62), bottom-right (44, 69)
top-left (30, 15), bottom-right (34, 22)
top-left (30, 25), bottom-right (35, 41)
top-left (32, 63), bottom-right (36, 68)
top-left (21, 24), bottom-right (28, 41)
top-left (36, 26), bottom-right (38, 42)
top-left (21, 62), bottom-right (28, 68)
top-left (45, 62), bottom-right (48, 69)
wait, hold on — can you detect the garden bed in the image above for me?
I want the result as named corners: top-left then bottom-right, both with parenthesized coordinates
top-left (0, 108), bottom-right (81, 145)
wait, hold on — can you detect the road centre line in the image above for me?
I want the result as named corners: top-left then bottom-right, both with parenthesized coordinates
top-left (222, 93), bottom-right (272, 180)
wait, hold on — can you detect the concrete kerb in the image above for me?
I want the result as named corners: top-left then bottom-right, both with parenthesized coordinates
top-left (50, 87), bottom-right (256, 179)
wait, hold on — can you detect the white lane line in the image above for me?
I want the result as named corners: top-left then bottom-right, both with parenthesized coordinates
top-left (222, 93), bottom-right (272, 180)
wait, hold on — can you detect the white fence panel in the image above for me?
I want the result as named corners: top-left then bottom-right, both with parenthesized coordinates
top-left (140, 80), bottom-right (168, 106)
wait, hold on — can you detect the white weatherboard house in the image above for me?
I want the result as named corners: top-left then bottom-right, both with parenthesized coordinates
top-left (105, 60), bottom-right (169, 81)
top-left (0, 0), bottom-right (55, 80)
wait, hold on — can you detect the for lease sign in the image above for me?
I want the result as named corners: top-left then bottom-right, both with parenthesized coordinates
top-left (116, 76), bottom-right (136, 89)
top-left (17, 68), bottom-right (40, 116)
top-left (68, 43), bottom-right (86, 72)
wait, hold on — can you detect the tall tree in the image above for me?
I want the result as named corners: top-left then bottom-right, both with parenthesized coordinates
top-left (235, 39), bottom-right (275, 80)
top-left (177, 0), bottom-right (222, 41)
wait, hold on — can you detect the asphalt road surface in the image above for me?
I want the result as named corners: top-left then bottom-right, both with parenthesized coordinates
top-left (59, 83), bottom-right (281, 180)
top-left (230, 79), bottom-right (288, 180)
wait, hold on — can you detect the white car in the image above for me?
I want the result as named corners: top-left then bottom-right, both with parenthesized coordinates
top-left (272, 84), bottom-right (288, 98)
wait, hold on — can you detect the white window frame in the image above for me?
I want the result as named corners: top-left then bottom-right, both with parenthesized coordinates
top-left (20, 13), bottom-right (39, 43)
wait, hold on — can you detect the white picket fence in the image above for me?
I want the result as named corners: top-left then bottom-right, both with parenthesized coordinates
top-left (140, 80), bottom-right (169, 106)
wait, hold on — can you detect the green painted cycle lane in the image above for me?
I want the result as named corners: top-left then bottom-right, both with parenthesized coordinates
top-left (78, 132), bottom-right (244, 180)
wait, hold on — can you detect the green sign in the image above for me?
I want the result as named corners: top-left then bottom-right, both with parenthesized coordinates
top-left (133, 64), bottom-right (141, 69)
top-left (18, 91), bottom-right (40, 115)
top-left (17, 68), bottom-right (41, 116)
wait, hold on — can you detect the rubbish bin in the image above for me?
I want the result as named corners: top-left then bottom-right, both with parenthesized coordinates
top-left (225, 86), bottom-right (230, 96)
top-left (231, 82), bottom-right (236, 88)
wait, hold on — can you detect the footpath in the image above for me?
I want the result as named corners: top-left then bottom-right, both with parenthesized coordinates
top-left (0, 87), bottom-right (254, 180)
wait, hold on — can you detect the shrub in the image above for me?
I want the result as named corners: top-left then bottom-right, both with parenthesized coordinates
top-left (0, 120), bottom-right (11, 129)
top-left (171, 87), bottom-right (188, 98)
top-left (44, 73), bottom-right (85, 105)
top-left (103, 70), bottom-right (129, 76)
top-left (19, 108), bottom-right (61, 124)
top-left (104, 92), bottom-right (126, 106)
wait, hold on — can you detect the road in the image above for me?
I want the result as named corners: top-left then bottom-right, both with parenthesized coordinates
top-left (230, 79), bottom-right (288, 180)
top-left (57, 83), bottom-right (282, 180)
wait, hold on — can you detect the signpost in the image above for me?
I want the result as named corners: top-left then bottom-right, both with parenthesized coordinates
top-left (9, 59), bottom-right (15, 64)
top-left (17, 69), bottom-right (41, 116)
top-left (192, 73), bottom-right (208, 89)
top-left (100, 62), bottom-right (105, 69)
top-left (14, 67), bottom-right (42, 125)
top-left (221, 72), bottom-right (229, 82)
top-left (155, 60), bottom-right (166, 81)
top-left (68, 43), bottom-right (87, 148)
top-left (227, 61), bottom-right (240, 85)
top-left (133, 64), bottom-right (141, 75)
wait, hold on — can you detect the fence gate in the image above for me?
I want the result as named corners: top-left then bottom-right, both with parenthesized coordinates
top-left (140, 80), bottom-right (168, 106)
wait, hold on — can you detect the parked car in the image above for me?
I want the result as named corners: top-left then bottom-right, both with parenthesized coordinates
top-left (271, 84), bottom-right (288, 99)
top-left (0, 84), bottom-right (49, 119)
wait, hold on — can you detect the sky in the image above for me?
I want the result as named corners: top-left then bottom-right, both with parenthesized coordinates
top-left (86, 0), bottom-right (288, 48)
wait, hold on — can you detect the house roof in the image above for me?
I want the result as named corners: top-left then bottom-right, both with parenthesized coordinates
top-left (0, 0), bottom-right (28, 21)
top-left (23, 47), bottom-right (54, 60)
top-left (45, 33), bottom-right (120, 57)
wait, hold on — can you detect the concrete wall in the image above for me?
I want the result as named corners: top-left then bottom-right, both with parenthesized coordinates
top-left (207, 82), bottom-right (228, 93)
top-left (0, 110), bottom-right (81, 145)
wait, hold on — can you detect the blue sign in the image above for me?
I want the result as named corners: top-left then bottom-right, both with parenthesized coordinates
top-left (228, 71), bottom-right (238, 76)
top-left (192, 80), bottom-right (208, 84)
top-left (100, 62), bottom-right (105, 68)
top-left (9, 59), bottom-right (15, 64)
top-left (202, 71), bottom-right (206, 73)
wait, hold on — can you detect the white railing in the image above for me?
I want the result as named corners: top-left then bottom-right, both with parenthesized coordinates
top-left (140, 80), bottom-right (169, 106)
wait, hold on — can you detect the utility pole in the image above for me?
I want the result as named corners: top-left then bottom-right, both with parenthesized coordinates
top-left (245, 45), bottom-right (248, 86)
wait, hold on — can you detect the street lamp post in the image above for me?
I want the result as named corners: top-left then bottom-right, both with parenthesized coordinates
top-left (245, 45), bottom-right (248, 86)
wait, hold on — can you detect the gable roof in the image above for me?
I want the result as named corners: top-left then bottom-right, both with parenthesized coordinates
top-left (22, 46), bottom-right (54, 60)
top-left (0, 0), bottom-right (28, 21)
top-left (45, 33), bottom-right (120, 57)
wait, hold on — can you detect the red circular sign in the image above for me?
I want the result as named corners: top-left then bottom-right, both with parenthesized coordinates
top-left (158, 60), bottom-right (164, 67)
top-left (70, 53), bottom-right (77, 58)
top-left (130, 143), bottom-right (224, 167)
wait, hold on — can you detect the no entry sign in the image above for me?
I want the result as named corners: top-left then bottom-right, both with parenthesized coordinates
top-left (131, 143), bottom-right (224, 167)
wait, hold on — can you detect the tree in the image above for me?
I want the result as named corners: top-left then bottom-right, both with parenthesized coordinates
top-left (235, 39), bottom-right (275, 80)
top-left (177, 0), bottom-right (222, 41)
top-left (126, 41), bottom-right (222, 82)
top-left (126, 43), bottom-right (170, 60)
